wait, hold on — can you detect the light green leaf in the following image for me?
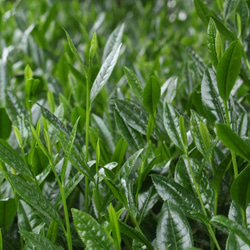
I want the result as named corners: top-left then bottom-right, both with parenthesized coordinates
top-left (216, 40), bottom-right (242, 102)
top-left (207, 18), bottom-right (218, 67)
top-left (123, 66), bottom-right (143, 100)
top-left (63, 28), bottom-right (85, 67)
top-left (109, 204), bottom-right (121, 250)
top-left (71, 208), bottom-right (115, 250)
top-left (0, 139), bottom-right (32, 178)
top-left (143, 76), bottom-right (161, 115)
top-left (102, 23), bottom-right (124, 62)
top-left (90, 43), bottom-right (122, 103)
top-left (211, 215), bottom-right (250, 246)
top-left (5, 172), bottom-right (63, 228)
top-left (231, 164), bottom-right (250, 210)
top-left (201, 68), bottom-right (225, 124)
top-left (89, 31), bottom-right (97, 61)
top-left (216, 123), bottom-right (250, 161)
top-left (20, 231), bottom-right (63, 250)
top-left (163, 103), bottom-right (184, 151)
top-left (161, 76), bottom-right (178, 103)
top-left (156, 201), bottom-right (193, 250)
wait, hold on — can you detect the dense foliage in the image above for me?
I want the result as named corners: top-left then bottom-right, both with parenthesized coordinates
top-left (1, 0), bottom-right (250, 249)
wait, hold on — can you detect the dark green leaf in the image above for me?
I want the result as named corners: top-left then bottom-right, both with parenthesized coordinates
top-left (152, 174), bottom-right (203, 220)
top-left (231, 164), bottom-right (250, 210)
top-left (114, 108), bottom-right (144, 150)
top-left (156, 201), bottom-right (193, 250)
top-left (20, 231), bottom-right (63, 250)
top-left (0, 108), bottom-right (11, 139)
top-left (71, 208), bottom-right (115, 250)
top-left (0, 139), bottom-right (32, 178)
top-left (143, 76), bottom-right (161, 115)
top-left (216, 123), bottom-right (250, 161)
top-left (216, 40), bottom-right (242, 102)
top-left (0, 198), bottom-right (16, 229)
top-left (109, 204), bottom-right (121, 250)
top-left (119, 221), bottom-right (154, 250)
top-left (236, 0), bottom-right (250, 37)
top-left (5, 172), bottom-right (63, 227)
top-left (194, 0), bottom-right (212, 27)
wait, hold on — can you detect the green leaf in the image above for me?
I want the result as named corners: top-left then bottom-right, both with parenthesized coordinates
top-left (17, 200), bottom-right (42, 232)
top-left (216, 123), bottom-right (250, 161)
top-left (71, 208), bottom-right (115, 250)
top-left (231, 164), bottom-right (250, 210)
top-left (59, 136), bottom-right (94, 182)
top-left (5, 172), bottom-right (63, 228)
top-left (201, 68), bottom-right (225, 124)
top-left (190, 110), bottom-right (208, 156)
top-left (152, 174), bottom-right (203, 220)
top-left (0, 228), bottom-right (2, 250)
top-left (216, 40), bottom-right (242, 102)
top-left (102, 23), bottom-right (124, 62)
top-left (63, 28), bottom-right (85, 67)
top-left (46, 221), bottom-right (58, 244)
top-left (89, 31), bottom-right (97, 61)
top-left (114, 100), bottom-right (149, 136)
top-left (156, 201), bottom-right (193, 250)
top-left (163, 103), bottom-right (184, 151)
top-left (109, 204), bottom-right (121, 250)
top-left (224, 0), bottom-right (240, 21)
top-left (207, 18), bottom-right (218, 67)
top-left (114, 108), bottom-right (144, 150)
top-left (161, 76), bottom-right (178, 103)
top-left (90, 43), bottom-right (122, 103)
top-left (194, 0), bottom-right (212, 27)
top-left (117, 149), bottom-right (143, 180)
top-left (111, 137), bottom-right (127, 166)
top-left (236, 0), bottom-right (250, 37)
top-left (123, 66), bottom-right (143, 100)
top-left (0, 139), bottom-right (32, 178)
top-left (0, 108), bottom-right (11, 139)
top-left (0, 198), bottom-right (16, 229)
top-left (211, 215), bottom-right (250, 246)
top-left (20, 231), bottom-right (63, 250)
top-left (119, 221), bottom-right (154, 250)
top-left (61, 117), bottom-right (80, 183)
top-left (143, 76), bottom-right (161, 115)
top-left (179, 116), bottom-right (188, 149)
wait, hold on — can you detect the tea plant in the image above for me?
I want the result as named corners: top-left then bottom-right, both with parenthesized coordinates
top-left (1, 0), bottom-right (250, 249)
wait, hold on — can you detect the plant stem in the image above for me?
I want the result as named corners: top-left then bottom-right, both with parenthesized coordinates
top-left (85, 65), bottom-right (91, 213)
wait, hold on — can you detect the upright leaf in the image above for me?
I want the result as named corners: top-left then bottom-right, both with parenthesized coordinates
top-left (163, 103), bottom-right (184, 151)
top-left (236, 0), bottom-right (249, 37)
top-left (216, 123), bottom-right (250, 162)
top-left (143, 76), bottom-right (161, 115)
top-left (71, 208), bottom-right (115, 250)
top-left (224, 0), bottom-right (240, 21)
top-left (161, 76), bottom-right (178, 103)
top-left (123, 66), bottom-right (143, 100)
top-left (109, 204), bottom-right (121, 250)
top-left (156, 201), bottom-right (193, 250)
top-left (90, 43), bottom-right (122, 103)
top-left (194, 0), bottom-right (212, 27)
top-left (216, 40), bottom-right (242, 102)
top-left (102, 23), bottom-right (124, 62)
top-left (207, 18), bottom-right (218, 67)
top-left (201, 68), bottom-right (225, 124)
top-left (231, 164), bottom-right (250, 210)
